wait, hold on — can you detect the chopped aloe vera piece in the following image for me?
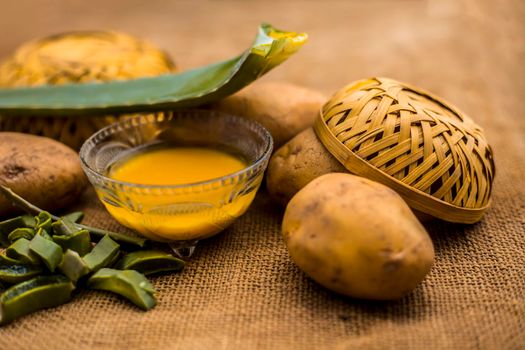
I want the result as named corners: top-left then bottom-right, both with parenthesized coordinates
top-left (6, 238), bottom-right (40, 265)
top-left (83, 235), bottom-right (120, 271)
top-left (35, 212), bottom-right (52, 232)
top-left (88, 268), bottom-right (156, 310)
top-left (115, 250), bottom-right (185, 276)
top-left (0, 259), bottom-right (43, 284)
top-left (8, 227), bottom-right (35, 243)
top-left (29, 234), bottom-right (63, 272)
top-left (53, 229), bottom-right (92, 256)
top-left (61, 212), bottom-right (84, 224)
top-left (0, 275), bottom-right (74, 325)
top-left (58, 250), bottom-right (90, 283)
top-left (21, 215), bottom-right (36, 228)
top-left (0, 254), bottom-right (21, 265)
top-left (0, 215), bottom-right (35, 247)
top-left (36, 228), bottom-right (52, 241)
top-left (52, 219), bottom-right (79, 236)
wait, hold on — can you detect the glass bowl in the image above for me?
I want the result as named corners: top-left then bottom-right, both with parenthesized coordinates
top-left (79, 110), bottom-right (273, 256)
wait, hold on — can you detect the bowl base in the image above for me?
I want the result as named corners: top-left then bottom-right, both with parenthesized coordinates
top-left (169, 239), bottom-right (199, 259)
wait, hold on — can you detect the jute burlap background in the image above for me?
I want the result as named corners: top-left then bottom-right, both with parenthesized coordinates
top-left (0, 0), bottom-right (523, 349)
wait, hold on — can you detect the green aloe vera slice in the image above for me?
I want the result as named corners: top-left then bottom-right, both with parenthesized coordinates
top-left (82, 235), bottom-right (120, 271)
top-left (0, 259), bottom-right (43, 285)
top-left (88, 268), bottom-right (156, 310)
top-left (6, 238), bottom-right (40, 266)
top-left (53, 229), bottom-right (92, 256)
top-left (0, 23), bottom-right (307, 116)
top-left (52, 219), bottom-right (80, 236)
top-left (0, 215), bottom-right (35, 247)
top-left (115, 250), bottom-right (185, 276)
top-left (35, 212), bottom-right (53, 232)
top-left (58, 250), bottom-right (90, 283)
top-left (0, 254), bottom-right (21, 265)
top-left (29, 234), bottom-right (63, 272)
top-left (7, 228), bottom-right (35, 243)
top-left (61, 212), bottom-right (84, 224)
top-left (0, 275), bottom-right (74, 325)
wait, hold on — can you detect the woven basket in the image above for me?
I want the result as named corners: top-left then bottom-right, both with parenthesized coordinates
top-left (314, 77), bottom-right (495, 223)
top-left (0, 31), bottom-right (175, 149)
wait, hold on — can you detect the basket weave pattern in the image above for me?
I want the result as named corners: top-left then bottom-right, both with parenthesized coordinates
top-left (315, 77), bottom-right (495, 223)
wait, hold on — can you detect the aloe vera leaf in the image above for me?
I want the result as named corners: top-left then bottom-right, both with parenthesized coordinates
top-left (37, 227), bottom-right (54, 241)
top-left (53, 229), bottom-right (92, 256)
top-left (29, 234), bottom-right (63, 272)
top-left (35, 212), bottom-right (53, 233)
top-left (0, 215), bottom-right (35, 247)
top-left (0, 185), bottom-right (147, 248)
top-left (0, 24), bottom-right (307, 116)
top-left (7, 228), bottom-right (35, 243)
top-left (82, 235), bottom-right (120, 271)
top-left (0, 275), bottom-right (74, 325)
top-left (115, 250), bottom-right (185, 276)
top-left (0, 254), bottom-right (21, 265)
top-left (80, 226), bottom-right (146, 249)
top-left (52, 219), bottom-right (80, 236)
top-left (58, 250), bottom-right (90, 283)
top-left (87, 268), bottom-right (156, 310)
top-left (61, 212), bottom-right (84, 224)
top-left (6, 239), bottom-right (40, 266)
top-left (0, 259), bottom-right (43, 285)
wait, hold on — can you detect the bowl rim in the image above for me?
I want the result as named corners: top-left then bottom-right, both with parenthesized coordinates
top-left (79, 109), bottom-right (274, 190)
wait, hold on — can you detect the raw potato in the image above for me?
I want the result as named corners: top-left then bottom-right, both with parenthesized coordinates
top-left (211, 81), bottom-right (326, 148)
top-left (0, 132), bottom-right (87, 217)
top-left (266, 128), bottom-right (345, 205)
top-left (283, 173), bottom-right (435, 300)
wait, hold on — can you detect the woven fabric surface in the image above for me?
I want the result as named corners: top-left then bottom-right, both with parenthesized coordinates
top-left (0, 175), bottom-right (523, 349)
top-left (0, 0), bottom-right (524, 349)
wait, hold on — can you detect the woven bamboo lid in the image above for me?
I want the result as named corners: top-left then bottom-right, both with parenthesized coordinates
top-left (314, 77), bottom-right (495, 223)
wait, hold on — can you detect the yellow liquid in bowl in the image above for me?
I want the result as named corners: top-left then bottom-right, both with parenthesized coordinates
top-left (102, 146), bottom-right (258, 241)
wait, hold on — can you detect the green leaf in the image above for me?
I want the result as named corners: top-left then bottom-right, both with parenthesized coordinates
top-left (0, 275), bottom-right (74, 325)
top-left (58, 250), bottom-right (90, 283)
top-left (82, 235), bottom-right (120, 271)
top-left (29, 234), bottom-right (63, 272)
top-left (0, 23), bottom-right (307, 116)
top-left (7, 228), bottom-right (35, 243)
top-left (87, 268), bottom-right (156, 310)
top-left (6, 238), bottom-right (40, 266)
top-left (53, 230), bottom-right (92, 256)
top-left (0, 259), bottom-right (43, 285)
top-left (61, 212), bottom-right (85, 224)
top-left (52, 219), bottom-right (81, 236)
top-left (0, 216), bottom-right (35, 248)
top-left (115, 250), bottom-right (185, 276)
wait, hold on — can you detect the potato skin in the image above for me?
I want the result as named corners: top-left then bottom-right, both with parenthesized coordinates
top-left (266, 128), bottom-right (346, 205)
top-left (0, 132), bottom-right (87, 217)
top-left (282, 173), bottom-right (434, 300)
top-left (211, 81), bottom-right (326, 148)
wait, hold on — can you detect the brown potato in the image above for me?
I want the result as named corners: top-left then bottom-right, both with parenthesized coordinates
top-left (282, 173), bottom-right (435, 300)
top-left (210, 81), bottom-right (326, 148)
top-left (0, 132), bottom-right (88, 217)
top-left (266, 128), bottom-right (346, 205)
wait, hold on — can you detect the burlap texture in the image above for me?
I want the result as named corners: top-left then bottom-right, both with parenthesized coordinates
top-left (0, 0), bottom-right (524, 349)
